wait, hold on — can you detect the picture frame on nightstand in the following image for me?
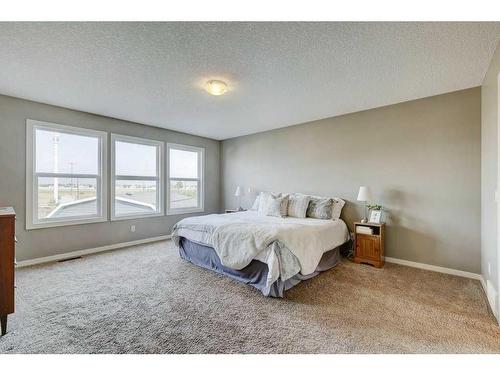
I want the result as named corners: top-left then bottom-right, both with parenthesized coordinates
top-left (369, 210), bottom-right (382, 223)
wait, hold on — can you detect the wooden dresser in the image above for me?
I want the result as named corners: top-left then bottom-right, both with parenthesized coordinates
top-left (0, 207), bottom-right (15, 336)
top-left (353, 221), bottom-right (385, 268)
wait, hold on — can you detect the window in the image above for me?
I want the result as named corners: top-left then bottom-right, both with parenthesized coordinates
top-left (111, 134), bottom-right (164, 220)
top-left (26, 120), bottom-right (107, 229)
top-left (167, 143), bottom-right (204, 215)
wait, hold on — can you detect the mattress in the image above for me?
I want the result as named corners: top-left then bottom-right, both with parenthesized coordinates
top-left (178, 236), bottom-right (343, 297)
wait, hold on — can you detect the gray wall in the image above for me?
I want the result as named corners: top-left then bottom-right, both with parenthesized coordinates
top-left (0, 94), bottom-right (220, 262)
top-left (481, 42), bottom-right (500, 321)
top-left (222, 88), bottom-right (481, 273)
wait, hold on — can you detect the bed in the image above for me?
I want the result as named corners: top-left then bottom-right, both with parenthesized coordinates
top-left (171, 210), bottom-right (350, 297)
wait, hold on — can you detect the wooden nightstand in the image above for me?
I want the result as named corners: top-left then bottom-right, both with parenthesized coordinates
top-left (353, 222), bottom-right (385, 268)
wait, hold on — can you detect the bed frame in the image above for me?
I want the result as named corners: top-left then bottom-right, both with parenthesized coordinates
top-left (178, 236), bottom-right (350, 297)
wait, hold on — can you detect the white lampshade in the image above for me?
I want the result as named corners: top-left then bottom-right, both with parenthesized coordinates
top-left (357, 186), bottom-right (372, 202)
top-left (234, 186), bottom-right (242, 197)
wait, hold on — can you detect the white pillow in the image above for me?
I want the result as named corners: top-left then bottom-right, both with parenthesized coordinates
top-left (257, 192), bottom-right (282, 215)
top-left (287, 193), bottom-right (310, 218)
top-left (331, 198), bottom-right (346, 220)
top-left (250, 196), bottom-right (260, 211)
top-left (266, 194), bottom-right (289, 218)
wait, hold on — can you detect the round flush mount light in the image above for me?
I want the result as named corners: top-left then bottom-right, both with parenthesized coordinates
top-left (205, 80), bottom-right (228, 96)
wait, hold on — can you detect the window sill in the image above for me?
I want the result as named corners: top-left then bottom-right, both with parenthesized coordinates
top-left (166, 208), bottom-right (204, 216)
top-left (110, 212), bottom-right (165, 222)
top-left (26, 216), bottom-right (108, 230)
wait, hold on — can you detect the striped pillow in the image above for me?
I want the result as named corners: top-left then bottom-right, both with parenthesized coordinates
top-left (287, 194), bottom-right (310, 218)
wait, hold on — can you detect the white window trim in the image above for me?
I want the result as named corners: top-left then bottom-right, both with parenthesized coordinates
top-left (166, 143), bottom-right (205, 216)
top-left (26, 119), bottom-right (108, 230)
top-left (111, 134), bottom-right (164, 221)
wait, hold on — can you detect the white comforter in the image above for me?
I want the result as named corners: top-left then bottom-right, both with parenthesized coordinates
top-left (172, 211), bottom-right (349, 287)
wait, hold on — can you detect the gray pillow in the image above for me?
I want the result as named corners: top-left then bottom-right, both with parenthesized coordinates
top-left (306, 197), bottom-right (333, 219)
top-left (266, 195), bottom-right (289, 218)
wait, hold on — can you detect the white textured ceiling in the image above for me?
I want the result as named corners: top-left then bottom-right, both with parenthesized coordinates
top-left (0, 22), bottom-right (499, 140)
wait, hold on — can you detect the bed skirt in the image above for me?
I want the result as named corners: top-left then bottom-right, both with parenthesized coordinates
top-left (178, 237), bottom-right (344, 297)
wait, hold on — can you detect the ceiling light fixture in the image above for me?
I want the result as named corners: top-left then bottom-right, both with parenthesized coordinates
top-left (205, 80), bottom-right (228, 96)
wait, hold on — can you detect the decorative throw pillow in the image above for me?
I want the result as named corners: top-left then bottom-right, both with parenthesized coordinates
top-left (287, 193), bottom-right (311, 218)
top-left (306, 197), bottom-right (333, 219)
top-left (257, 192), bottom-right (282, 214)
top-left (331, 198), bottom-right (346, 220)
top-left (266, 195), bottom-right (290, 217)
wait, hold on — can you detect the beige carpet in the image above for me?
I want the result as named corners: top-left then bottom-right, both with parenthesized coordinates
top-left (0, 240), bottom-right (499, 353)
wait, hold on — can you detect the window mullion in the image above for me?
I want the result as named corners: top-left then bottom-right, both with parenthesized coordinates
top-left (115, 175), bottom-right (157, 181)
top-left (168, 177), bottom-right (199, 182)
top-left (36, 172), bottom-right (99, 179)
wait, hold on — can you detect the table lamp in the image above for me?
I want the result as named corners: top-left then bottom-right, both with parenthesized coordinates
top-left (234, 186), bottom-right (243, 211)
top-left (357, 186), bottom-right (372, 223)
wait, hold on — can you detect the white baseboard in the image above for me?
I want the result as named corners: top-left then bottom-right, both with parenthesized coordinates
top-left (384, 256), bottom-right (482, 280)
top-left (479, 275), bottom-right (499, 324)
top-left (16, 235), bottom-right (171, 267)
top-left (480, 276), bottom-right (487, 294)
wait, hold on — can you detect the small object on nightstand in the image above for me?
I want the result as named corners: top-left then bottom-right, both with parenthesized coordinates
top-left (353, 221), bottom-right (385, 268)
top-left (225, 209), bottom-right (247, 214)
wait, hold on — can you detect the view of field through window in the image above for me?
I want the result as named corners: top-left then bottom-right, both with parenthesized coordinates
top-left (114, 140), bottom-right (159, 216)
top-left (114, 180), bottom-right (157, 216)
top-left (35, 129), bottom-right (100, 219)
top-left (170, 180), bottom-right (198, 208)
top-left (169, 147), bottom-right (200, 209)
top-left (37, 177), bottom-right (97, 219)
top-left (34, 128), bottom-right (202, 219)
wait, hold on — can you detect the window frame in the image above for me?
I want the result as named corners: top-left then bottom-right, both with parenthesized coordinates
top-left (166, 143), bottom-right (205, 215)
top-left (26, 119), bottom-right (108, 230)
top-left (111, 134), bottom-right (165, 221)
